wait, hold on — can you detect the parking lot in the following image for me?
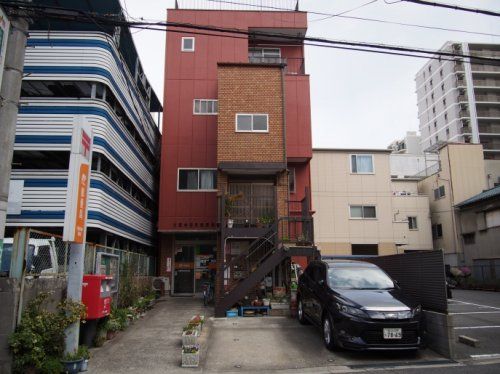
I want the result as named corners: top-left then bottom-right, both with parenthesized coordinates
top-left (449, 289), bottom-right (500, 359)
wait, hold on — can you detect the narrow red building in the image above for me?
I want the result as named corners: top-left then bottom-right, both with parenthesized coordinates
top-left (158, 3), bottom-right (317, 316)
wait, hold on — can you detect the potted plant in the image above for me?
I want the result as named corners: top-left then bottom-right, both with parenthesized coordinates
top-left (224, 192), bottom-right (243, 228)
top-left (182, 328), bottom-right (199, 346)
top-left (104, 318), bottom-right (121, 340)
top-left (257, 214), bottom-right (274, 228)
top-left (61, 349), bottom-right (85, 374)
top-left (78, 345), bottom-right (90, 372)
top-left (181, 345), bottom-right (200, 368)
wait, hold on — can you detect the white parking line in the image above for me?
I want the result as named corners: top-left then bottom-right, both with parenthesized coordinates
top-left (451, 300), bottom-right (500, 311)
top-left (471, 353), bottom-right (500, 360)
top-left (454, 325), bottom-right (500, 330)
top-left (450, 311), bottom-right (500, 315)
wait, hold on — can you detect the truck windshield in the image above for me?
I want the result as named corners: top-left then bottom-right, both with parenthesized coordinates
top-left (328, 267), bottom-right (394, 290)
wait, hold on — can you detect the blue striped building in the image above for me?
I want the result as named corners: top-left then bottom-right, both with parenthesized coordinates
top-left (7, 24), bottom-right (161, 253)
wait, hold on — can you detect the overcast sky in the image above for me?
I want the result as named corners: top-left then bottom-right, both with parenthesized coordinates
top-left (121, 0), bottom-right (500, 149)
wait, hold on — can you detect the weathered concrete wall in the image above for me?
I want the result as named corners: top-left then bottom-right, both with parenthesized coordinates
top-left (0, 278), bottom-right (20, 374)
top-left (0, 277), bottom-right (67, 373)
top-left (424, 310), bottom-right (455, 359)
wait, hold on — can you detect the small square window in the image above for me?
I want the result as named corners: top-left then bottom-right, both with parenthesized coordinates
top-left (350, 205), bottom-right (377, 219)
top-left (236, 114), bottom-right (252, 131)
top-left (236, 114), bottom-right (268, 132)
top-left (193, 99), bottom-right (218, 115)
top-left (182, 37), bottom-right (195, 52)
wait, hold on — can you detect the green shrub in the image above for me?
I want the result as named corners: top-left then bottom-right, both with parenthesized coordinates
top-left (8, 293), bottom-right (86, 373)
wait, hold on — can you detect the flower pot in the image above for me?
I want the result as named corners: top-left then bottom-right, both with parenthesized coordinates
top-left (61, 358), bottom-right (83, 374)
top-left (181, 349), bottom-right (200, 368)
top-left (227, 219), bottom-right (234, 228)
top-left (80, 359), bottom-right (89, 372)
top-left (182, 330), bottom-right (199, 346)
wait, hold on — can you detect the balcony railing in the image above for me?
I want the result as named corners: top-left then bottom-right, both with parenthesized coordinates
top-left (176, 0), bottom-right (299, 11)
top-left (248, 56), bottom-right (305, 75)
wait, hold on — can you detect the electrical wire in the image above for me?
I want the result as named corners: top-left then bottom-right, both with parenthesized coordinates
top-left (1, 0), bottom-right (499, 66)
top-left (399, 0), bottom-right (500, 17)
top-left (309, 0), bottom-right (378, 23)
top-left (205, 0), bottom-right (500, 38)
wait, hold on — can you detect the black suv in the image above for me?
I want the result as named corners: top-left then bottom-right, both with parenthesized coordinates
top-left (297, 259), bottom-right (423, 351)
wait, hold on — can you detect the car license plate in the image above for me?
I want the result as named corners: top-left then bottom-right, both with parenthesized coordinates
top-left (383, 328), bottom-right (402, 339)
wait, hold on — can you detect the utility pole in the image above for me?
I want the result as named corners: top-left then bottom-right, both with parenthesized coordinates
top-left (0, 4), bottom-right (29, 255)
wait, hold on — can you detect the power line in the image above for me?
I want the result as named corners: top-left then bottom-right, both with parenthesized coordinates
top-left (205, 0), bottom-right (500, 38)
top-left (1, 0), bottom-right (499, 66)
top-left (400, 0), bottom-right (500, 17)
top-left (309, 0), bottom-right (378, 23)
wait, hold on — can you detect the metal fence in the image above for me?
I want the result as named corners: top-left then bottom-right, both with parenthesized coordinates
top-left (14, 229), bottom-right (156, 277)
top-left (364, 250), bottom-right (448, 314)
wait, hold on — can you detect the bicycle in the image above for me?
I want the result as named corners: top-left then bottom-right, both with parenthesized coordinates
top-left (202, 281), bottom-right (214, 306)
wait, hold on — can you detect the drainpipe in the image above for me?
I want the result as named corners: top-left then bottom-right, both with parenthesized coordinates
top-left (281, 66), bottom-right (289, 219)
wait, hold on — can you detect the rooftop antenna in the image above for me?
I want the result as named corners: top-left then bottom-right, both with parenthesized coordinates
top-left (296, 0), bottom-right (299, 11)
top-left (175, 0), bottom-right (179, 9)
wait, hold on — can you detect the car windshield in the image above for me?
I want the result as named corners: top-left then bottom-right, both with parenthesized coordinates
top-left (327, 266), bottom-right (395, 290)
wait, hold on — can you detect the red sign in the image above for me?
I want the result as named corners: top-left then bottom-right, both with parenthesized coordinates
top-left (74, 163), bottom-right (89, 244)
top-left (81, 130), bottom-right (91, 161)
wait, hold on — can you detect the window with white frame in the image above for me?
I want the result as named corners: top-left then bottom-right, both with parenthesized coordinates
top-left (178, 169), bottom-right (217, 191)
top-left (181, 37), bottom-right (195, 52)
top-left (408, 216), bottom-right (418, 230)
top-left (193, 99), bottom-right (218, 115)
top-left (350, 205), bottom-right (377, 219)
top-left (248, 47), bottom-right (281, 58)
top-left (236, 114), bottom-right (268, 132)
top-left (350, 154), bottom-right (374, 174)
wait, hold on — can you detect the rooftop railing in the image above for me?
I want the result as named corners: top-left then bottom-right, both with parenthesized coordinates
top-left (175, 0), bottom-right (299, 11)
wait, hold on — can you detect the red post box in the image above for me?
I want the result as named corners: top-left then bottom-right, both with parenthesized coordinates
top-left (82, 274), bottom-right (113, 319)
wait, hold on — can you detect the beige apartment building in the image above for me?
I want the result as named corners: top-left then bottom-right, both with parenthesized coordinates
top-left (312, 149), bottom-right (433, 256)
top-left (418, 143), bottom-right (489, 266)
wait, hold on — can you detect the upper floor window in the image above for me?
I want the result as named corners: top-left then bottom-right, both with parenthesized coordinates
top-left (236, 114), bottom-right (268, 132)
top-left (350, 154), bottom-right (374, 174)
top-left (181, 37), bottom-right (195, 52)
top-left (350, 205), bottom-right (377, 219)
top-left (432, 223), bottom-right (443, 239)
top-left (434, 185), bottom-right (445, 200)
top-left (408, 216), bottom-right (418, 230)
top-left (249, 48), bottom-right (281, 58)
top-left (289, 167), bottom-right (296, 193)
top-left (178, 168), bottom-right (217, 191)
top-left (193, 99), bottom-right (218, 115)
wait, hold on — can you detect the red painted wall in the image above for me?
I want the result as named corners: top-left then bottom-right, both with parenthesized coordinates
top-left (158, 10), bottom-right (311, 232)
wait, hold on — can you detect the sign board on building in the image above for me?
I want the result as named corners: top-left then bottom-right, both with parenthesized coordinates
top-left (7, 180), bottom-right (23, 215)
top-left (0, 6), bottom-right (10, 90)
top-left (63, 116), bottom-right (93, 243)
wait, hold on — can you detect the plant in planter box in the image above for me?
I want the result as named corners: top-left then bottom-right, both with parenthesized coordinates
top-left (257, 214), bottom-right (274, 227)
top-left (9, 293), bottom-right (86, 374)
top-left (181, 345), bottom-right (200, 368)
top-left (182, 329), bottom-right (199, 346)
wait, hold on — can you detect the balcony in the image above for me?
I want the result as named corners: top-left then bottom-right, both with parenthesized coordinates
top-left (460, 125), bottom-right (472, 134)
top-left (248, 56), bottom-right (305, 75)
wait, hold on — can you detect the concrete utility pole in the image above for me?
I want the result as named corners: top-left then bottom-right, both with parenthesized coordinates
top-left (0, 6), bottom-right (29, 254)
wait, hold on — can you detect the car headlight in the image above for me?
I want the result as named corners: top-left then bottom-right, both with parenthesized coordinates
top-left (336, 303), bottom-right (368, 318)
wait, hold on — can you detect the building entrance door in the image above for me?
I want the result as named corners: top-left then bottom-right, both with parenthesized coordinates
top-left (173, 246), bottom-right (195, 294)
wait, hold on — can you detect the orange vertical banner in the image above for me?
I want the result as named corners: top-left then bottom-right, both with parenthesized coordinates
top-left (74, 163), bottom-right (90, 244)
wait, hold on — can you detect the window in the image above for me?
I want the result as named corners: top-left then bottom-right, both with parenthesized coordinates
top-left (432, 107), bottom-right (436, 114)
top-left (350, 154), bottom-right (374, 174)
top-left (431, 93), bottom-right (434, 101)
top-left (432, 224), bottom-right (443, 239)
top-left (441, 83), bottom-right (445, 92)
top-left (443, 98), bottom-right (447, 107)
top-left (439, 69), bottom-right (443, 78)
top-left (444, 112), bottom-right (448, 122)
top-left (351, 244), bottom-right (379, 256)
top-left (428, 65), bottom-right (432, 73)
top-left (462, 233), bottom-right (475, 245)
top-left (430, 78), bottom-right (433, 86)
top-left (433, 185), bottom-right (445, 200)
top-left (193, 99), bottom-right (218, 115)
top-left (435, 135), bottom-right (439, 142)
top-left (350, 205), bottom-right (377, 219)
top-left (446, 128), bottom-right (450, 138)
top-left (434, 121), bottom-right (437, 129)
top-left (248, 48), bottom-right (281, 58)
top-left (235, 114), bottom-right (268, 132)
top-left (288, 167), bottom-right (296, 193)
top-left (178, 169), bottom-right (217, 191)
top-left (408, 216), bottom-right (418, 230)
top-left (181, 37), bottom-right (195, 52)
top-left (486, 209), bottom-right (500, 229)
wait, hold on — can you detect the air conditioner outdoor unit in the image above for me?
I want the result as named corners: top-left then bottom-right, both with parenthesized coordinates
top-left (152, 277), bottom-right (170, 292)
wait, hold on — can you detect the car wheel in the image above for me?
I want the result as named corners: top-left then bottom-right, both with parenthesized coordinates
top-left (322, 315), bottom-right (336, 351)
top-left (297, 299), bottom-right (309, 325)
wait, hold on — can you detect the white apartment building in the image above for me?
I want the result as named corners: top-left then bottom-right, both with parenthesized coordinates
top-left (312, 149), bottom-right (433, 257)
top-left (415, 42), bottom-right (500, 187)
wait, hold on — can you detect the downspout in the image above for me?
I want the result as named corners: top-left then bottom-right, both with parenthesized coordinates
top-left (281, 66), bottom-right (289, 218)
top-left (446, 146), bottom-right (461, 264)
